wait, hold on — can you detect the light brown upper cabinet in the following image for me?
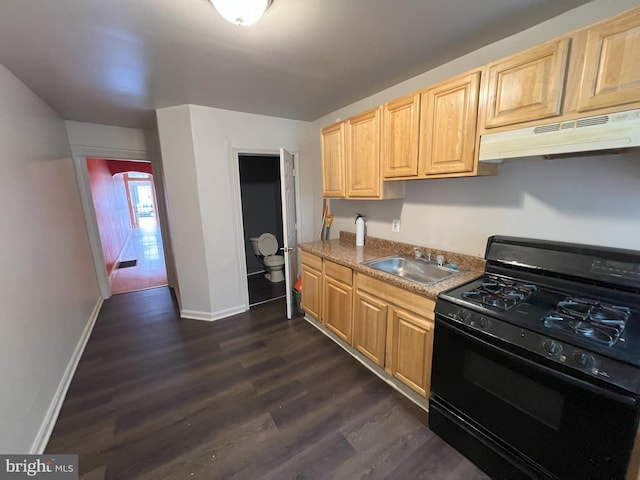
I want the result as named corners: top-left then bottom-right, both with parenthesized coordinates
top-left (320, 122), bottom-right (346, 198)
top-left (382, 93), bottom-right (420, 178)
top-left (577, 9), bottom-right (640, 113)
top-left (483, 38), bottom-right (570, 129)
top-left (320, 8), bottom-right (640, 189)
top-left (419, 70), bottom-right (481, 175)
top-left (321, 111), bottom-right (405, 199)
top-left (345, 107), bottom-right (383, 198)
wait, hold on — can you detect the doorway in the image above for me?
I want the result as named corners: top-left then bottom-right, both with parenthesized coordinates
top-left (85, 158), bottom-right (167, 294)
top-left (238, 154), bottom-right (286, 307)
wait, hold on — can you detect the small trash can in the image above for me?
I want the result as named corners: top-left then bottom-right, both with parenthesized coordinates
top-left (294, 289), bottom-right (304, 314)
top-left (293, 276), bottom-right (304, 314)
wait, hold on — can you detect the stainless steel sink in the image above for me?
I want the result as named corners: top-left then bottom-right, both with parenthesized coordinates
top-left (361, 254), bottom-right (461, 286)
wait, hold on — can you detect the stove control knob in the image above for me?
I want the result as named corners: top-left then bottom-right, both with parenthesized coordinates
top-left (542, 339), bottom-right (562, 355)
top-left (458, 310), bottom-right (471, 321)
top-left (573, 351), bottom-right (594, 368)
top-left (472, 316), bottom-right (488, 329)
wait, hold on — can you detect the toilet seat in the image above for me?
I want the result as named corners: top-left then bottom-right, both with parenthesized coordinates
top-left (256, 233), bottom-right (279, 256)
top-left (263, 255), bottom-right (285, 267)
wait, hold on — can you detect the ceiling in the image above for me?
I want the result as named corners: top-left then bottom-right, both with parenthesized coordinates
top-left (0, 0), bottom-right (593, 129)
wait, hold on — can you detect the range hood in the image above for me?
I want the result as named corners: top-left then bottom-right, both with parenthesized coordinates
top-left (479, 108), bottom-right (640, 163)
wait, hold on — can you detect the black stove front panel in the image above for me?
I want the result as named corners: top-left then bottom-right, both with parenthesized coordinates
top-left (485, 236), bottom-right (640, 292)
top-left (431, 237), bottom-right (640, 480)
top-left (430, 313), bottom-right (640, 480)
top-left (436, 298), bottom-right (640, 395)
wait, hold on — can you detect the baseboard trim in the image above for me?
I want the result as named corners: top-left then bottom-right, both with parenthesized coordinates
top-left (302, 314), bottom-right (429, 413)
top-left (31, 296), bottom-right (104, 454)
top-left (249, 295), bottom-right (286, 308)
top-left (180, 305), bottom-right (247, 322)
top-left (109, 229), bottom-right (134, 283)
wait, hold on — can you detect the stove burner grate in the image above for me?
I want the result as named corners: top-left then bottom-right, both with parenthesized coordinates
top-left (543, 298), bottom-right (630, 346)
top-left (461, 277), bottom-right (537, 311)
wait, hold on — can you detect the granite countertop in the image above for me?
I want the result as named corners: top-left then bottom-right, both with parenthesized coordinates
top-left (299, 232), bottom-right (484, 300)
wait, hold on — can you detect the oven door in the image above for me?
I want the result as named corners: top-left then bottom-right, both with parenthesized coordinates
top-left (429, 314), bottom-right (640, 480)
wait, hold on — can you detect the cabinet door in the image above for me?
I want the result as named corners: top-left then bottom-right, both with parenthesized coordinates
top-left (383, 93), bottom-right (420, 178)
top-left (323, 277), bottom-right (353, 344)
top-left (301, 265), bottom-right (322, 321)
top-left (321, 122), bottom-right (345, 198)
top-left (390, 308), bottom-right (434, 397)
top-left (353, 291), bottom-right (388, 366)
top-left (420, 70), bottom-right (481, 175)
top-left (346, 108), bottom-right (381, 198)
top-left (577, 10), bottom-right (640, 112)
top-left (484, 39), bottom-right (570, 128)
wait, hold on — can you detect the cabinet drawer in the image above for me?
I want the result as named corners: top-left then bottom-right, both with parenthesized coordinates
top-left (301, 250), bottom-right (322, 271)
top-left (356, 273), bottom-right (435, 318)
top-left (324, 260), bottom-right (353, 286)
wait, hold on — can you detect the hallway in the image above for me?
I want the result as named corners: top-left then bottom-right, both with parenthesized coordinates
top-left (110, 218), bottom-right (167, 294)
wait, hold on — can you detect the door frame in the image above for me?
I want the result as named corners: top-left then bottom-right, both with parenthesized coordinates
top-left (230, 148), bottom-right (302, 311)
top-left (70, 145), bottom-right (175, 299)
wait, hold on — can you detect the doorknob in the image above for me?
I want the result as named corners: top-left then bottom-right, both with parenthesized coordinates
top-left (280, 247), bottom-right (293, 253)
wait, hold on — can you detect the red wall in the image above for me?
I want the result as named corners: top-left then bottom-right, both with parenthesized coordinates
top-left (107, 160), bottom-right (152, 176)
top-left (86, 158), bottom-right (133, 275)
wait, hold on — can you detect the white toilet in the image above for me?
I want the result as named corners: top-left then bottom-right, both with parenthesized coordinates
top-left (250, 233), bottom-right (285, 283)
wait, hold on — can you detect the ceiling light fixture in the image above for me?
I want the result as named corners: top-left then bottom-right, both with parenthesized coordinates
top-left (209, 0), bottom-right (272, 26)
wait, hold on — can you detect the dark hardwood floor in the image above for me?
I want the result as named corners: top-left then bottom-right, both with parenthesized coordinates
top-left (46, 286), bottom-right (489, 480)
top-left (248, 272), bottom-right (286, 306)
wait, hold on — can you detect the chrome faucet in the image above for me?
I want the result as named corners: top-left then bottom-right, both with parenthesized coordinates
top-left (413, 248), bottom-right (431, 262)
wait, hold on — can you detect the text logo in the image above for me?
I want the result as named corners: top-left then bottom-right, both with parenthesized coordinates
top-left (0, 455), bottom-right (77, 480)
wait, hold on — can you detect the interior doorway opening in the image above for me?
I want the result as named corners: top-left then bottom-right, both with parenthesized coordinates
top-left (85, 158), bottom-right (167, 294)
top-left (239, 154), bottom-right (287, 307)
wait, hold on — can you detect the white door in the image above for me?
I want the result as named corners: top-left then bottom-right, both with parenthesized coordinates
top-left (280, 147), bottom-right (298, 319)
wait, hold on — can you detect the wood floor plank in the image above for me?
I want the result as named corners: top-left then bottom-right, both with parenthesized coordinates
top-left (135, 413), bottom-right (281, 480)
top-left (46, 287), bottom-right (489, 479)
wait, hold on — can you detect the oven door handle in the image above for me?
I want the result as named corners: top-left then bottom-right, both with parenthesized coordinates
top-left (436, 317), bottom-right (639, 407)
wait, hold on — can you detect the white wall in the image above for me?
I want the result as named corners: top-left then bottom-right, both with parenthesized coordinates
top-left (311, 0), bottom-right (640, 257)
top-left (66, 121), bottom-right (157, 152)
top-left (156, 105), bottom-right (211, 316)
top-left (329, 155), bottom-right (640, 256)
top-left (157, 105), bottom-right (312, 320)
top-left (0, 63), bottom-right (100, 452)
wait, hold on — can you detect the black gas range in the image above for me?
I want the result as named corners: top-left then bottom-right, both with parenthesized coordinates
top-left (429, 236), bottom-right (640, 480)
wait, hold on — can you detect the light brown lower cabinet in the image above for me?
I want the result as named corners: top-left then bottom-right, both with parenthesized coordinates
top-left (300, 251), bottom-right (323, 321)
top-left (354, 272), bottom-right (436, 396)
top-left (390, 307), bottom-right (434, 396)
top-left (300, 251), bottom-right (437, 398)
top-left (323, 260), bottom-right (353, 343)
top-left (353, 290), bottom-right (388, 366)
